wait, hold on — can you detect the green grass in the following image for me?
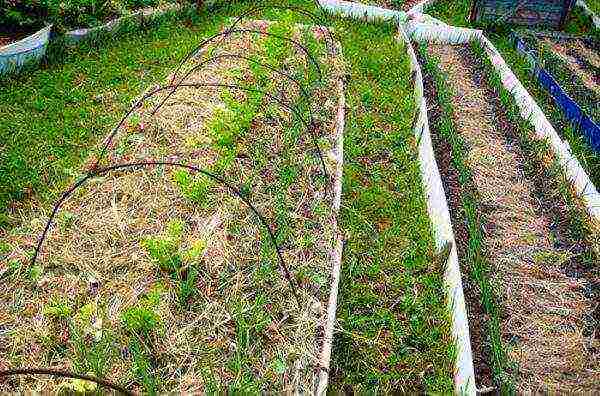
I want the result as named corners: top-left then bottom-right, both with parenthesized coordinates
top-left (419, 43), bottom-right (515, 392)
top-left (428, 0), bottom-right (472, 26)
top-left (0, 10), bottom-right (225, 228)
top-left (327, 20), bottom-right (454, 392)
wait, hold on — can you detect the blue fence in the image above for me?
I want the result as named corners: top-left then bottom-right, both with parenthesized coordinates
top-left (512, 32), bottom-right (600, 153)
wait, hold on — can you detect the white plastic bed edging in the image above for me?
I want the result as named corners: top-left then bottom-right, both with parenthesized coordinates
top-left (319, 0), bottom-right (408, 23)
top-left (402, 20), bottom-right (600, 247)
top-left (576, 0), bottom-right (600, 29)
top-left (64, 4), bottom-right (183, 45)
top-left (316, 65), bottom-right (346, 396)
top-left (397, 26), bottom-right (477, 396)
top-left (317, 1), bottom-right (476, 394)
top-left (0, 25), bottom-right (52, 75)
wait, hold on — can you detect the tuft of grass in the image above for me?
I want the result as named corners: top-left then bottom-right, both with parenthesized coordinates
top-left (142, 218), bottom-right (184, 273)
top-left (43, 298), bottom-right (73, 319)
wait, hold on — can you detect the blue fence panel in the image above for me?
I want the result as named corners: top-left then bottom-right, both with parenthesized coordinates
top-left (538, 68), bottom-right (561, 97)
top-left (581, 116), bottom-right (600, 152)
top-left (556, 89), bottom-right (583, 125)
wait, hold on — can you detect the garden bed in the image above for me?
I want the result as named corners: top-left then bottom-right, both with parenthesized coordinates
top-left (0, 17), bottom-right (345, 393)
top-left (420, 42), bottom-right (599, 392)
top-left (526, 33), bottom-right (599, 122)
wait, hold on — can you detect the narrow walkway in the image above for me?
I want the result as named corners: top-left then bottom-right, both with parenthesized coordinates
top-left (429, 44), bottom-right (599, 392)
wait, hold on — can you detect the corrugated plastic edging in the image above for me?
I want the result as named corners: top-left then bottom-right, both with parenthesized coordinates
top-left (63, 4), bottom-right (183, 45)
top-left (0, 26), bottom-right (52, 75)
top-left (397, 24), bottom-right (476, 396)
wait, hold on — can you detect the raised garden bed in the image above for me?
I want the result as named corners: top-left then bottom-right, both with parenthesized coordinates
top-left (0, 2), bottom-right (190, 76)
top-left (418, 41), bottom-right (599, 393)
top-left (0, 17), bottom-right (345, 392)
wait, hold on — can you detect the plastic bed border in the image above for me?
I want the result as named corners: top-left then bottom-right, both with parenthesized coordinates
top-left (0, 4), bottom-right (185, 76)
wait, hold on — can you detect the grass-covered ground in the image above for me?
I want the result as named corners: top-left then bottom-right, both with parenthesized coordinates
top-left (328, 20), bottom-right (454, 392)
top-left (1, 0), bottom-right (456, 392)
top-left (0, 11), bottom-right (220, 228)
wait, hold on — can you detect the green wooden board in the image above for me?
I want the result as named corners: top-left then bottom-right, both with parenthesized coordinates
top-left (472, 0), bottom-right (574, 28)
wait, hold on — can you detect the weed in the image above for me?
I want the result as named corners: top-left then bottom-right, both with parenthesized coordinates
top-left (44, 298), bottom-right (73, 319)
top-left (142, 218), bottom-right (184, 272)
top-left (173, 169), bottom-right (213, 207)
top-left (121, 305), bottom-right (160, 337)
top-left (26, 263), bottom-right (43, 283)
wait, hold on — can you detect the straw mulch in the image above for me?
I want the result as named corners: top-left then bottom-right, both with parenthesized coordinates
top-left (429, 43), bottom-right (600, 392)
top-left (0, 19), bottom-right (345, 393)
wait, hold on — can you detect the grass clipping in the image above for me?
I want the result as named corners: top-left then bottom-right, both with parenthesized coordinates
top-left (0, 19), bottom-right (345, 393)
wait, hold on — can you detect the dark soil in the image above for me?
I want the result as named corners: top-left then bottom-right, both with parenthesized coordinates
top-left (419, 53), bottom-right (495, 390)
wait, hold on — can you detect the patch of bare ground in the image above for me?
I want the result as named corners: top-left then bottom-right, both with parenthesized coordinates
top-left (420, 57), bottom-right (494, 390)
top-left (428, 43), bottom-right (600, 392)
top-left (0, 20), bottom-right (345, 392)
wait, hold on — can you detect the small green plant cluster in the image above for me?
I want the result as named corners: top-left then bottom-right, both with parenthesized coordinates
top-left (173, 168), bottom-right (213, 207)
top-left (141, 219), bottom-right (206, 306)
top-left (120, 286), bottom-right (163, 393)
top-left (419, 42), bottom-right (516, 392)
top-left (0, 0), bottom-right (181, 33)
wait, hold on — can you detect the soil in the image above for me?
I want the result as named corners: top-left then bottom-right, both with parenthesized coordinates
top-left (0, 29), bottom-right (35, 47)
top-left (426, 43), bottom-right (600, 392)
top-left (420, 57), bottom-right (495, 390)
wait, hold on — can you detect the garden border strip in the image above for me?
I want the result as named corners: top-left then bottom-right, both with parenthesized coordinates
top-left (319, 0), bottom-right (408, 22)
top-left (316, 61), bottom-right (346, 396)
top-left (0, 25), bottom-right (52, 75)
top-left (576, 0), bottom-right (600, 28)
top-left (316, 1), bottom-right (476, 393)
top-left (401, 18), bottom-right (600, 256)
top-left (511, 31), bottom-right (600, 152)
top-left (62, 3), bottom-right (183, 45)
top-left (397, 25), bottom-right (476, 396)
